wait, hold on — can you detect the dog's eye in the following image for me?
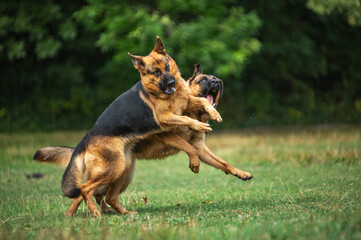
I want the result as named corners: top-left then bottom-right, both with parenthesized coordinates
top-left (198, 77), bottom-right (207, 83)
top-left (165, 64), bottom-right (169, 72)
top-left (152, 69), bottom-right (161, 76)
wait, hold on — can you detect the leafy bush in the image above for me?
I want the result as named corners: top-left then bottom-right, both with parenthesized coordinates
top-left (0, 0), bottom-right (360, 131)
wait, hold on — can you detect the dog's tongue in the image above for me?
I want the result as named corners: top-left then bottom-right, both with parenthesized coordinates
top-left (206, 95), bottom-right (214, 105)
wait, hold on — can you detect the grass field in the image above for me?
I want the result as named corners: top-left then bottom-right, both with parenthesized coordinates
top-left (0, 125), bottom-right (360, 239)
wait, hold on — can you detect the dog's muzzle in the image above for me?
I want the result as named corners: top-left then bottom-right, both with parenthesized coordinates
top-left (160, 74), bottom-right (176, 95)
top-left (205, 78), bottom-right (222, 107)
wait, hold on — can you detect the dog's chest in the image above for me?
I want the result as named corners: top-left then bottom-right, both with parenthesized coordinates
top-left (169, 91), bottom-right (188, 114)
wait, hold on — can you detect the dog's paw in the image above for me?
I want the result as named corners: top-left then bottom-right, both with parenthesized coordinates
top-left (123, 210), bottom-right (138, 215)
top-left (189, 164), bottom-right (200, 174)
top-left (102, 208), bottom-right (117, 214)
top-left (91, 209), bottom-right (102, 217)
top-left (209, 110), bottom-right (222, 123)
top-left (65, 211), bottom-right (76, 217)
top-left (234, 171), bottom-right (253, 181)
top-left (191, 121), bottom-right (212, 133)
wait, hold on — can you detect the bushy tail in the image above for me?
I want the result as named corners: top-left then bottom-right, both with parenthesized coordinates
top-left (61, 137), bottom-right (87, 198)
top-left (33, 146), bottom-right (74, 167)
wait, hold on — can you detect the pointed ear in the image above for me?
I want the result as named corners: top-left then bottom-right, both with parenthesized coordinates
top-left (128, 52), bottom-right (144, 69)
top-left (189, 63), bottom-right (203, 82)
top-left (153, 36), bottom-right (166, 54)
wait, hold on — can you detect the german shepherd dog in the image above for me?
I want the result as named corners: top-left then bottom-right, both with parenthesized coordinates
top-left (133, 64), bottom-right (253, 180)
top-left (34, 63), bottom-right (253, 216)
top-left (38, 37), bottom-right (222, 217)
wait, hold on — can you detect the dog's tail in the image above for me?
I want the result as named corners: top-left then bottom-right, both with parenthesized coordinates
top-left (61, 136), bottom-right (87, 198)
top-left (33, 146), bottom-right (74, 167)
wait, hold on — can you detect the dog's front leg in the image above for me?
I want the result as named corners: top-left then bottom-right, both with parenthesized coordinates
top-left (187, 96), bottom-right (222, 123)
top-left (158, 112), bottom-right (212, 133)
top-left (158, 132), bottom-right (200, 173)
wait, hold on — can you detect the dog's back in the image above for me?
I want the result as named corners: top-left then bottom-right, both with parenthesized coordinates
top-left (90, 81), bottom-right (160, 137)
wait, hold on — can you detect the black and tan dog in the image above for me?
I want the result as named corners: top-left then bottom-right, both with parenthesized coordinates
top-left (133, 64), bottom-right (253, 180)
top-left (36, 37), bottom-right (222, 217)
top-left (35, 63), bottom-right (253, 216)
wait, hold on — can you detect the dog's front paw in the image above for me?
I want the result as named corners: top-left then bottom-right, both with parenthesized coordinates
top-left (189, 164), bottom-right (200, 174)
top-left (209, 109), bottom-right (222, 123)
top-left (191, 121), bottom-right (212, 133)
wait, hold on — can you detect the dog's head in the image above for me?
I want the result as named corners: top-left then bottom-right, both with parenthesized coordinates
top-left (128, 37), bottom-right (181, 97)
top-left (187, 64), bottom-right (224, 108)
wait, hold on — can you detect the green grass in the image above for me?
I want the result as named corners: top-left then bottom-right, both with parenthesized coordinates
top-left (0, 125), bottom-right (360, 239)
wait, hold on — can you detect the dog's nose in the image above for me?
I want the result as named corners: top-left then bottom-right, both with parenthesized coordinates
top-left (210, 79), bottom-right (218, 85)
top-left (167, 78), bottom-right (175, 86)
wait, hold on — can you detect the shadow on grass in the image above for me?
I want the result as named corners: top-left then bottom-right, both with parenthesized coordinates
top-left (132, 197), bottom-right (281, 215)
top-left (59, 197), bottom-right (282, 218)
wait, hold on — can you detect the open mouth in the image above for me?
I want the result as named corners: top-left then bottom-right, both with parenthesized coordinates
top-left (164, 86), bottom-right (176, 95)
top-left (160, 76), bottom-right (176, 95)
top-left (205, 89), bottom-right (218, 107)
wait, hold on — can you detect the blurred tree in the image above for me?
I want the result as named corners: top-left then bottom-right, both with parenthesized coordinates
top-left (0, 1), bottom-right (77, 61)
top-left (1, 0), bottom-right (360, 131)
top-left (239, 0), bottom-right (361, 125)
top-left (0, 0), bottom-right (260, 131)
top-left (307, 0), bottom-right (361, 26)
top-left (0, 1), bottom-right (106, 131)
top-left (75, 0), bottom-right (261, 110)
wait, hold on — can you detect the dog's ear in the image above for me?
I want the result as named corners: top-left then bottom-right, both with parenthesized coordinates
top-left (153, 36), bottom-right (166, 55)
top-left (219, 79), bottom-right (224, 99)
top-left (213, 79), bottom-right (224, 108)
top-left (193, 63), bottom-right (203, 75)
top-left (128, 53), bottom-right (145, 70)
top-left (188, 63), bottom-right (203, 82)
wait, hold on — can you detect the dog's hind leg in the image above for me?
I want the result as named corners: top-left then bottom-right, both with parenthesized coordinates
top-left (92, 157), bottom-right (135, 215)
top-left (118, 156), bottom-right (136, 194)
top-left (93, 158), bottom-right (135, 214)
top-left (197, 143), bottom-right (253, 180)
top-left (80, 177), bottom-right (110, 217)
top-left (65, 195), bottom-right (84, 216)
top-left (64, 187), bottom-right (110, 216)
top-left (191, 133), bottom-right (253, 181)
top-left (65, 194), bottom-right (114, 216)
top-left (105, 157), bottom-right (137, 215)
top-left (95, 195), bottom-right (116, 214)
top-left (158, 132), bottom-right (200, 173)
top-left (80, 140), bottom-right (127, 217)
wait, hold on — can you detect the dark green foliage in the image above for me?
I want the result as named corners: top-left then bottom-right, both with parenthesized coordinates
top-left (237, 0), bottom-right (361, 126)
top-left (0, 0), bottom-right (360, 131)
top-left (0, 1), bottom-right (109, 131)
top-left (307, 0), bottom-right (361, 26)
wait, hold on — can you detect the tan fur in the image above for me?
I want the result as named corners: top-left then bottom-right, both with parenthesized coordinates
top-left (35, 62), bottom-right (252, 216)
top-left (33, 146), bottom-right (73, 167)
top-left (134, 65), bottom-right (252, 179)
top-left (65, 135), bottom-right (137, 217)
top-left (35, 39), bottom-right (253, 218)
top-left (61, 37), bottom-right (224, 217)
top-left (130, 37), bottom-right (222, 133)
